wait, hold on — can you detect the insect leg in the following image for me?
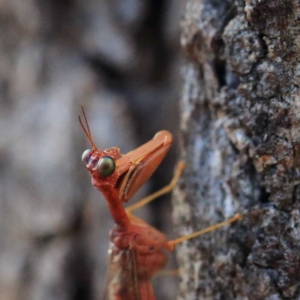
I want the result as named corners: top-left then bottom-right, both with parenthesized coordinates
top-left (125, 160), bottom-right (186, 214)
top-left (166, 213), bottom-right (242, 251)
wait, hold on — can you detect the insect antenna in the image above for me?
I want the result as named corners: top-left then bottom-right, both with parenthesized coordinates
top-left (79, 106), bottom-right (97, 150)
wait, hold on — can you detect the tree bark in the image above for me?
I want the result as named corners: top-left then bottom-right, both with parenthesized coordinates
top-left (175, 0), bottom-right (300, 299)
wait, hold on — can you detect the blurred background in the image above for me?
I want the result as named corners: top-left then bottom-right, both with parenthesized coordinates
top-left (0, 0), bottom-right (184, 299)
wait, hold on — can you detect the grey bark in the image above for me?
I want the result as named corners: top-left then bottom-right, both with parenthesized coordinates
top-left (175, 0), bottom-right (300, 299)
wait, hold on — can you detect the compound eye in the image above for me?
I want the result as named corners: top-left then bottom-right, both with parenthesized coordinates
top-left (82, 149), bottom-right (93, 167)
top-left (97, 156), bottom-right (116, 177)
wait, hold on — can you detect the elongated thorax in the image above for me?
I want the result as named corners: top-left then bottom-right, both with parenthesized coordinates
top-left (104, 219), bottom-right (170, 300)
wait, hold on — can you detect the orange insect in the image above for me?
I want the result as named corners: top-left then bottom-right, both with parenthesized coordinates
top-left (79, 107), bottom-right (242, 300)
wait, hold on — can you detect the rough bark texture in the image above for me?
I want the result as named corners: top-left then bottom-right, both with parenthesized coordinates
top-left (175, 0), bottom-right (300, 299)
